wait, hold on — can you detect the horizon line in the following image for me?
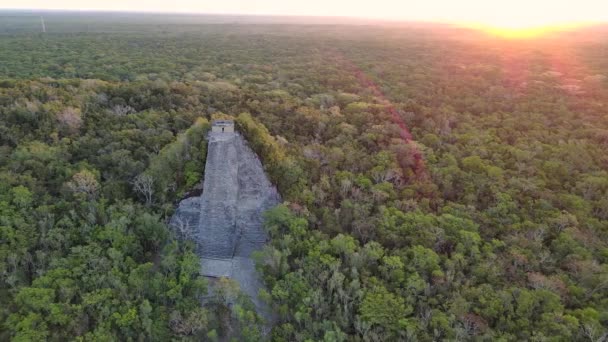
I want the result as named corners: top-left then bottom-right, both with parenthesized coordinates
top-left (2, 8), bottom-right (608, 29)
top-left (0, 7), bottom-right (427, 20)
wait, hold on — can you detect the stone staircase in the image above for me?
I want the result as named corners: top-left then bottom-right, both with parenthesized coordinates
top-left (196, 132), bottom-right (239, 259)
top-left (233, 135), bottom-right (280, 257)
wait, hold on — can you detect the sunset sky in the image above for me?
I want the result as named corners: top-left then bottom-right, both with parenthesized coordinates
top-left (3, 0), bottom-right (608, 29)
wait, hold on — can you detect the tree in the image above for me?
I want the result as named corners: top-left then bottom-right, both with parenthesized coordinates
top-left (10, 186), bottom-right (32, 208)
top-left (360, 285), bottom-right (412, 335)
top-left (133, 173), bottom-right (154, 206)
top-left (171, 215), bottom-right (195, 240)
top-left (56, 107), bottom-right (82, 134)
top-left (169, 307), bottom-right (209, 337)
top-left (66, 169), bottom-right (99, 199)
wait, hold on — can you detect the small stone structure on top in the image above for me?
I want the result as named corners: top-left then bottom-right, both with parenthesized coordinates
top-left (211, 120), bottom-right (234, 133)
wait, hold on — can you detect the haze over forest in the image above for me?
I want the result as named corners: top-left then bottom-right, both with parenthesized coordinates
top-left (0, 9), bottom-right (607, 342)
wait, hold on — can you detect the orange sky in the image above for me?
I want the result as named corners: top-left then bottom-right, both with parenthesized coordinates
top-left (4, 0), bottom-right (608, 29)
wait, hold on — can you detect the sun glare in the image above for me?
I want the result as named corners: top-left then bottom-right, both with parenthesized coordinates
top-left (479, 21), bottom-right (589, 39)
top-left (462, 17), bottom-right (587, 39)
top-left (475, 24), bottom-right (560, 39)
top-left (450, 1), bottom-right (602, 39)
